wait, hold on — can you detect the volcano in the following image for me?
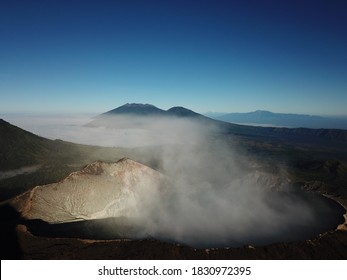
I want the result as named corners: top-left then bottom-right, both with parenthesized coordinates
top-left (10, 158), bottom-right (345, 249)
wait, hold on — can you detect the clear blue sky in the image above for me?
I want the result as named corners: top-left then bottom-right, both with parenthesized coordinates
top-left (1, 0), bottom-right (346, 115)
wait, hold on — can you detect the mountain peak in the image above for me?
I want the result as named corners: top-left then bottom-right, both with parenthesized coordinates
top-left (123, 103), bottom-right (157, 108)
top-left (102, 103), bottom-right (166, 116)
top-left (254, 110), bottom-right (273, 114)
top-left (96, 103), bottom-right (204, 119)
top-left (86, 103), bottom-right (212, 128)
top-left (167, 106), bottom-right (200, 117)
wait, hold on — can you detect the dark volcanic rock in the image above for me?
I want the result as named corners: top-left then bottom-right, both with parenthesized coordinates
top-left (15, 225), bottom-right (347, 259)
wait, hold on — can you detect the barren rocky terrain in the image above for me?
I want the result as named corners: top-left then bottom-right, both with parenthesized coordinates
top-left (11, 159), bottom-right (165, 223)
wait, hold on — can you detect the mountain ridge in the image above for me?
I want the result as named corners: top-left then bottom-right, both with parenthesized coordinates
top-left (86, 104), bottom-right (347, 143)
top-left (99, 103), bottom-right (202, 118)
top-left (212, 110), bottom-right (347, 130)
top-left (86, 103), bottom-right (215, 129)
top-left (101, 103), bottom-right (167, 116)
top-left (0, 118), bottom-right (52, 170)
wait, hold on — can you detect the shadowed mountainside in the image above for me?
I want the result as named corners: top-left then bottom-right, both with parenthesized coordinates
top-left (0, 119), bottom-right (127, 171)
top-left (0, 119), bottom-right (131, 201)
top-left (0, 119), bottom-right (51, 170)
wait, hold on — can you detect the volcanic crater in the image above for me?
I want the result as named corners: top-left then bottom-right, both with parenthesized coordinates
top-left (10, 158), bottom-right (346, 250)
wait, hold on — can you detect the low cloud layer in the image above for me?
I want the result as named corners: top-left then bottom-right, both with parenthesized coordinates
top-left (1, 113), bottom-right (214, 147)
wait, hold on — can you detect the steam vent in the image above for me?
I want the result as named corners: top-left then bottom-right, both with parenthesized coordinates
top-left (12, 158), bottom-right (166, 223)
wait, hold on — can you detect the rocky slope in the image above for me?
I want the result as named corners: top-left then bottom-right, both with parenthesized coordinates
top-left (11, 158), bottom-right (166, 223)
top-left (14, 225), bottom-right (347, 259)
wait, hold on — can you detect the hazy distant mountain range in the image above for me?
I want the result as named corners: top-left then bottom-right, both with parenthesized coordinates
top-left (99, 103), bottom-right (202, 118)
top-left (87, 103), bottom-right (208, 128)
top-left (85, 103), bottom-right (347, 143)
top-left (96, 104), bottom-right (347, 130)
top-left (207, 110), bottom-right (347, 130)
